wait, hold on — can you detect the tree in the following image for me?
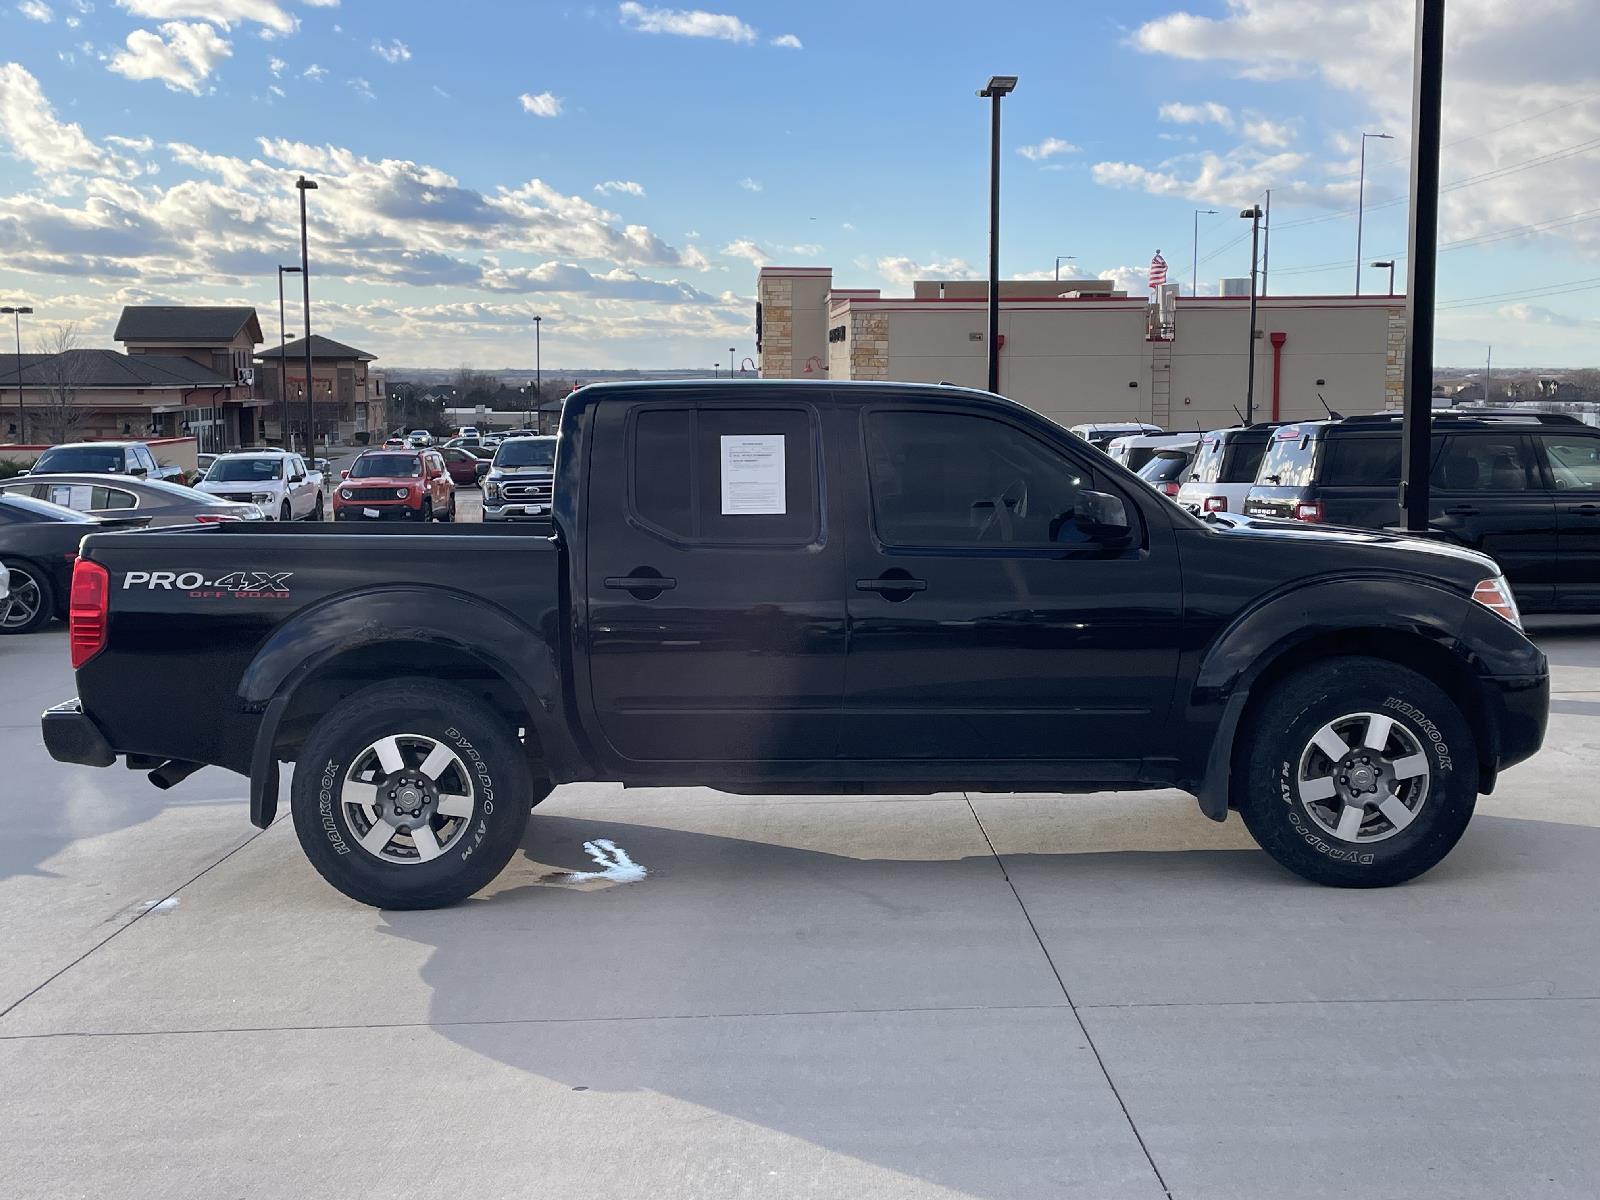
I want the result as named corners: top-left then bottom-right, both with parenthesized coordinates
top-left (31, 323), bottom-right (90, 446)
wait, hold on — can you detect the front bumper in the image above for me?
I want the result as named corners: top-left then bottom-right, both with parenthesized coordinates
top-left (41, 698), bottom-right (116, 768)
top-left (334, 504), bottom-right (423, 521)
top-left (482, 501), bottom-right (552, 523)
top-left (1485, 671), bottom-right (1549, 774)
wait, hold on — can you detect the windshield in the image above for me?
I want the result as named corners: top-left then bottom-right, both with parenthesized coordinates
top-left (206, 457), bottom-right (284, 483)
top-left (32, 446), bottom-right (124, 473)
top-left (1256, 430), bottom-right (1320, 488)
top-left (350, 453), bottom-right (422, 478)
top-left (494, 439), bottom-right (557, 469)
top-left (1138, 450), bottom-right (1192, 484)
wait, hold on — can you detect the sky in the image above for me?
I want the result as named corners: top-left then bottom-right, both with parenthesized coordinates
top-left (2, 0), bottom-right (1600, 370)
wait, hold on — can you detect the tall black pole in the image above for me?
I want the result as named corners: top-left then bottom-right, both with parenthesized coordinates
top-left (1244, 206), bottom-right (1262, 424)
top-left (297, 177), bottom-right (316, 453)
top-left (986, 92), bottom-right (1002, 393)
top-left (1261, 190), bottom-right (1272, 296)
top-left (11, 310), bottom-right (24, 444)
top-left (278, 269), bottom-right (289, 447)
top-left (534, 316), bottom-right (542, 416)
top-left (1401, 0), bottom-right (1444, 532)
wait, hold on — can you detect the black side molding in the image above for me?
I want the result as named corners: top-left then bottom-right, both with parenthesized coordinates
top-left (40, 699), bottom-right (116, 769)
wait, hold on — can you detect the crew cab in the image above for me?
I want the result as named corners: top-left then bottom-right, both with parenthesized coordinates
top-left (481, 436), bottom-right (556, 525)
top-left (42, 381), bottom-right (1548, 909)
top-left (196, 451), bottom-right (324, 522)
top-left (333, 448), bottom-right (456, 521)
top-left (27, 440), bottom-right (183, 482)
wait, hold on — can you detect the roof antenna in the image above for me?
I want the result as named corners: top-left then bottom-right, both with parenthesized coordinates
top-left (1231, 403), bottom-right (1246, 425)
top-left (1317, 391), bottom-right (1343, 420)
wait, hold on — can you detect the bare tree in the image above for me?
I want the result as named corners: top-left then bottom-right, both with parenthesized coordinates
top-left (31, 323), bottom-right (91, 445)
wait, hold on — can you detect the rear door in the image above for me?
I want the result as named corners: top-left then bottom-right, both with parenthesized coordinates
top-left (583, 395), bottom-right (848, 765)
top-left (1429, 433), bottom-right (1556, 607)
top-left (1316, 432), bottom-right (1403, 528)
top-left (1534, 431), bottom-right (1600, 609)
top-left (837, 402), bottom-right (1181, 775)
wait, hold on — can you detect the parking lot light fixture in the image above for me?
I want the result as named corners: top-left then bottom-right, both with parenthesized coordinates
top-left (1, 305), bottom-right (32, 444)
top-left (1356, 132), bottom-right (1393, 294)
top-left (1371, 259), bottom-right (1396, 296)
top-left (277, 267), bottom-right (302, 448)
top-left (1240, 205), bottom-right (1264, 424)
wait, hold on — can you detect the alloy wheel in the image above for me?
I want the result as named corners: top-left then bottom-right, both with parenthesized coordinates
top-left (341, 733), bottom-right (477, 865)
top-left (0, 569), bottom-right (42, 630)
top-left (1296, 711), bottom-right (1431, 844)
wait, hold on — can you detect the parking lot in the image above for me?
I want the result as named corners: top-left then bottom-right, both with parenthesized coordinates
top-left (2, 617), bottom-right (1597, 1199)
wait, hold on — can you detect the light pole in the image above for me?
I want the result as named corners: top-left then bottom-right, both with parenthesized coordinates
top-left (296, 176), bottom-right (318, 450)
top-left (1370, 259), bottom-right (1396, 296)
top-left (978, 74), bottom-right (1017, 394)
top-left (1401, 2), bottom-right (1443, 532)
top-left (1, 306), bottom-right (31, 443)
top-left (1054, 255), bottom-right (1076, 282)
top-left (1191, 209), bottom-right (1217, 296)
top-left (533, 315), bottom-right (542, 418)
top-left (729, 347), bottom-right (737, 377)
top-left (277, 266), bottom-right (301, 448)
top-left (714, 362), bottom-right (720, 378)
top-left (1240, 206), bottom-right (1264, 424)
top-left (1356, 131), bottom-right (1393, 294)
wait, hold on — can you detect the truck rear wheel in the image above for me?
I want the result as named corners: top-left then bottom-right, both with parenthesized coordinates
top-left (290, 678), bottom-right (544, 908)
top-left (1235, 656), bottom-right (1477, 888)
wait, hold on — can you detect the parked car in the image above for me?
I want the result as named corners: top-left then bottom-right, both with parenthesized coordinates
top-left (406, 430), bottom-right (434, 448)
top-left (1243, 410), bottom-right (1600, 612)
top-left (27, 441), bottom-right (183, 482)
top-left (1136, 442), bottom-right (1201, 498)
top-left (0, 474), bottom-right (264, 525)
top-left (196, 453), bottom-right (217, 478)
top-left (333, 448), bottom-right (456, 521)
top-left (0, 494), bottom-right (148, 634)
top-left (443, 436), bottom-right (481, 450)
top-left (1106, 431), bottom-right (1201, 474)
top-left (44, 380), bottom-right (1548, 909)
top-left (195, 451), bottom-right (324, 521)
top-left (456, 426), bottom-right (480, 439)
top-left (1069, 422), bottom-right (1163, 451)
top-left (439, 446), bottom-right (490, 488)
top-left (383, 436), bottom-right (406, 449)
top-left (1175, 423), bottom-right (1285, 515)
top-left (481, 435), bottom-right (556, 525)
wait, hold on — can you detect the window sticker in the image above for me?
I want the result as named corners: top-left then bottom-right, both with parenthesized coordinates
top-left (720, 434), bottom-right (786, 515)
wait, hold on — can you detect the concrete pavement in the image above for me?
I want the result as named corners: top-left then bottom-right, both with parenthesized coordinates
top-left (1, 618), bottom-right (1597, 1199)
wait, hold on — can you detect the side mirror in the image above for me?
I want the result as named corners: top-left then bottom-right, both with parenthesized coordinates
top-left (340, 469), bottom-right (350, 480)
top-left (130, 466), bottom-right (147, 478)
top-left (1075, 490), bottom-right (1132, 540)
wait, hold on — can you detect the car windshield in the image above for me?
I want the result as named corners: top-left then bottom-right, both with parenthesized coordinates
top-left (205, 457), bottom-right (283, 482)
top-left (0, 493), bottom-right (93, 522)
top-left (495, 439), bottom-right (556, 468)
top-left (1138, 451), bottom-right (1192, 483)
top-left (1256, 430), bottom-right (1320, 488)
top-left (350, 453), bottom-right (422, 478)
top-left (32, 446), bottom-right (124, 473)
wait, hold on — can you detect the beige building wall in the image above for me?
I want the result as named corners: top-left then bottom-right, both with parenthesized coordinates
top-left (757, 266), bottom-right (833, 378)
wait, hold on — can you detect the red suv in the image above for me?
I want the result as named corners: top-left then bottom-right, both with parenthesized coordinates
top-left (333, 449), bottom-right (456, 522)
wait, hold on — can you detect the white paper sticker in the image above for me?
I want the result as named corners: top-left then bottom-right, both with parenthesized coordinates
top-left (720, 434), bottom-right (786, 515)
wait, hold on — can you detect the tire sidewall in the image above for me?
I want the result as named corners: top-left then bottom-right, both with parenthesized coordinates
top-left (1240, 660), bottom-right (1477, 886)
top-left (291, 684), bottom-right (532, 907)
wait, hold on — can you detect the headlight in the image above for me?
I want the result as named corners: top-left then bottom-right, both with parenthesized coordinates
top-left (1472, 576), bottom-right (1522, 630)
top-left (252, 492), bottom-right (273, 504)
top-left (243, 505), bottom-right (264, 520)
top-left (483, 481), bottom-right (500, 499)
top-left (395, 487), bottom-right (409, 499)
top-left (340, 489), bottom-right (353, 501)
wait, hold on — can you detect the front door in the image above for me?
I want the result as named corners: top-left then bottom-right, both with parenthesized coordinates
top-left (1429, 433), bottom-right (1557, 609)
top-left (1535, 431), bottom-right (1600, 609)
top-left (838, 404), bottom-right (1182, 778)
top-left (583, 396), bottom-right (847, 766)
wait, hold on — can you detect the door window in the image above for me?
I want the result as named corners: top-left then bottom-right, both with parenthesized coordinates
top-left (1431, 435), bottom-right (1535, 491)
top-left (1320, 435), bottom-right (1401, 486)
top-left (1538, 435), bottom-right (1600, 492)
top-left (864, 410), bottom-right (1106, 548)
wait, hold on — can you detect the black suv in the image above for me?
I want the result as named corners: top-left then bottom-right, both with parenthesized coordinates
top-left (1244, 411), bottom-right (1600, 612)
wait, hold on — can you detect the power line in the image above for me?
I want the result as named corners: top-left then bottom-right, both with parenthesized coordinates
top-left (1437, 274), bottom-right (1600, 311)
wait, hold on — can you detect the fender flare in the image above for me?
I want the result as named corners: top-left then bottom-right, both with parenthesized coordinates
top-left (1191, 574), bottom-right (1472, 821)
top-left (241, 586), bottom-right (574, 827)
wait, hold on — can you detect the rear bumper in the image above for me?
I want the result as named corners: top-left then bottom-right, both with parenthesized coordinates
top-left (41, 698), bottom-right (116, 768)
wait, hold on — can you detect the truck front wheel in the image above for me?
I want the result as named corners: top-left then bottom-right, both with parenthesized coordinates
top-left (290, 679), bottom-right (544, 908)
top-left (1235, 656), bottom-right (1477, 888)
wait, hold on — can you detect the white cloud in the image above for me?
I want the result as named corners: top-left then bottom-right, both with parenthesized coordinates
top-left (107, 21), bottom-right (232, 94)
top-left (1159, 100), bottom-right (1233, 128)
top-left (738, 176), bottom-right (762, 192)
top-left (302, 62), bottom-right (325, 79)
top-left (1090, 148), bottom-right (1342, 209)
top-left (771, 33), bottom-right (801, 49)
top-left (0, 64), bottom-right (146, 176)
top-left (1097, 265), bottom-right (1154, 296)
top-left (618, 2), bottom-right (755, 43)
top-left (268, 83), bottom-right (284, 97)
top-left (115, 0), bottom-right (297, 37)
top-left (594, 179), bottom-right (646, 196)
top-left (788, 242), bottom-right (821, 256)
top-left (371, 38), bottom-right (409, 64)
top-left (267, 55), bottom-right (285, 75)
top-left (721, 238), bottom-right (770, 265)
top-left (1017, 136), bottom-right (1078, 161)
top-left (1241, 115), bottom-right (1293, 148)
top-left (65, 13), bottom-right (79, 25)
top-left (349, 76), bottom-right (373, 100)
top-left (519, 90), bottom-right (562, 117)
top-left (18, 0), bottom-right (53, 23)
top-left (875, 255), bottom-right (979, 286)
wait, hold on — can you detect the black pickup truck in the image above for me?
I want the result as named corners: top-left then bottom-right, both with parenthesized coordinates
top-left (43, 381), bottom-right (1549, 908)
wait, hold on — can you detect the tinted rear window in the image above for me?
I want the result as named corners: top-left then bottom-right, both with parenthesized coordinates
top-left (1322, 435), bottom-right (1401, 486)
top-left (1257, 432), bottom-right (1319, 488)
top-left (32, 446), bottom-right (125, 473)
top-left (1191, 437), bottom-right (1226, 484)
top-left (1220, 437), bottom-right (1270, 483)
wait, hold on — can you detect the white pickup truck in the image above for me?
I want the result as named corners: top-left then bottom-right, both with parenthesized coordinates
top-left (195, 450), bottom-right (324, 521)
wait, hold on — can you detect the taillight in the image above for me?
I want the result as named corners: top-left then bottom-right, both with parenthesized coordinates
top-left (193, 513), bottom-right (238, 523)
top-left (1160, 481), bottom-right (1181, 497)
top-left (69, 559), bottom-right (110, 669)
top-left (1294, 501), bottom-right (1324, 522)
top-left (1203, 496), bottom-right (1228, 513)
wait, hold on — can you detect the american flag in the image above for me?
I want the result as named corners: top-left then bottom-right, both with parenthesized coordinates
top-left (1148, 250), bottom-right (1168, 290)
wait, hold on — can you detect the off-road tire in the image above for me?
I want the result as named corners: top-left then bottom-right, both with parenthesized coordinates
top-left (1236, 656), bottom-right (1477, 888)
top-left (290, 678), bottom-right (545, 908)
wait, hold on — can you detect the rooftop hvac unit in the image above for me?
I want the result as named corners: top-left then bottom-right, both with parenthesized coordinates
top-left (1218, 277), bottom-right (1251, 298)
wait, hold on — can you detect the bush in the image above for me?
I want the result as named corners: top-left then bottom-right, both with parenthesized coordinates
top-left (0, 458), bottom-right (30, 479)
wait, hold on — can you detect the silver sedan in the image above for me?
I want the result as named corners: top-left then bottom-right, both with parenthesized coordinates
top-left (0, 474), bottom-right (265, 526)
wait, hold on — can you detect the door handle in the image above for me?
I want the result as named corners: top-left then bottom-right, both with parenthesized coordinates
top-left (1569, 503), bottom-right (1600, 516)
top-left (604, 570), bottom-right (677, 597)
top-left (1443, 505), bottom-right (1478, 516)
top-left (856, 572), bottom-right (927, 602)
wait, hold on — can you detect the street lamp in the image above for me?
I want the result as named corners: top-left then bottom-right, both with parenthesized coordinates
top-left (0, 305), bottom-right (32, 444)
top-left (1370, 259), bottom-right (1396, 296)
top-left (296, 176), bottom-right (318, 449)
top-left (1240, 206), bottom-right (1264, 424)
top-left (277, 266), bottom-right (301, 448)
top-left (533, 315), bottom-right (542, 416)
top-left (729, 347), bottom-right (737, 377)
top-left (714, 362), bottom-right (720, 378)
top-left (1356, 131), bottom-right (1393, 294)
top-left (1192, 209), bottom-right (1218, 296)
top-left (1053, 255), bottom-right (1076, 282)
top-left (978, 74), bottom-right (1017, 394)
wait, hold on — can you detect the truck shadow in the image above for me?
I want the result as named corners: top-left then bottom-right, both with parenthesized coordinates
top-left (377, 808), bottom-right (1600, 1199)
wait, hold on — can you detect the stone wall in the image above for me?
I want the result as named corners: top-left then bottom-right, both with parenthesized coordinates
top-left (758, 276), bottom-right (793, 378)
top-left (849, 310), bottom-right (889, 380)
top-left (1385, 305), bottom-right (1407, 407)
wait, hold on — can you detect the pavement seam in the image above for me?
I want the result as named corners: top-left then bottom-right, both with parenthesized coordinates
top-left (963, 793), bottom-right (1175, 1200)
top-left (0, 813), bottom-right (284, 1026)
